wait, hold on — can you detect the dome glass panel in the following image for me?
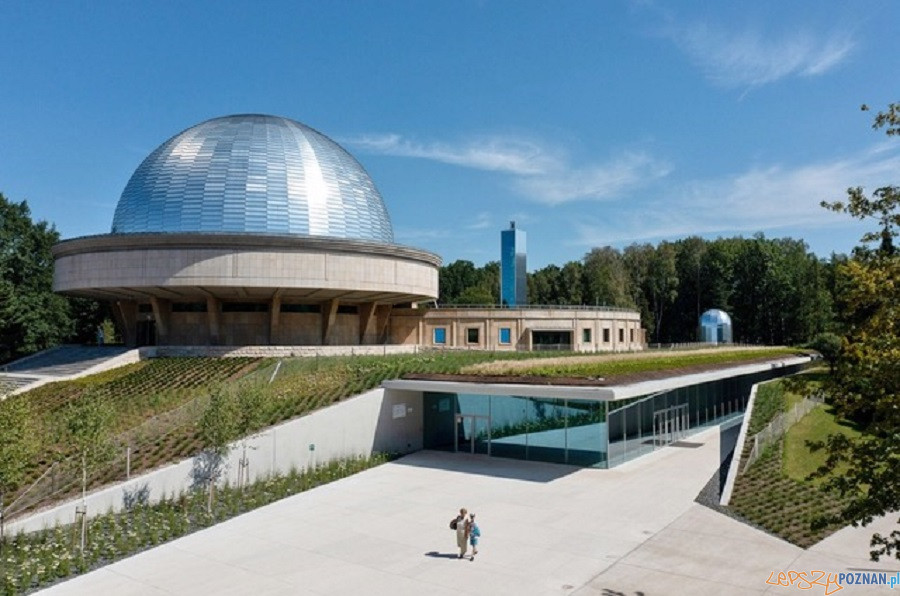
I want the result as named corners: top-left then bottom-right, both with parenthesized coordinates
top-left (111, 114), bottom-right (394, 243)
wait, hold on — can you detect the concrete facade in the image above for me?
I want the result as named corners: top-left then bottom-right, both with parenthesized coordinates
top-left (410, 306), bottom-right (645, 352)
top-left (51, 231), bottom-right (647, 351)
top-left (9, 386), bottom-right (424, 534)
top-left (53, 233), bottom-right (441, 347)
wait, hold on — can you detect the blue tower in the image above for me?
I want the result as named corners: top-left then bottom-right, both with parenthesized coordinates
top-left (501, 221), bottom-right (527, 306)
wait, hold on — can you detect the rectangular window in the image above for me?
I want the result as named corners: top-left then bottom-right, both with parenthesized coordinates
top-left (172, 302), bottom-right (207, 313)
top-left (618, 328), bottom-right (624, 343)
top-left (630, 329), bottom-right (634, 343)
top-left (281, 304), bottom-right (320, 313)
top-left (467, 328), bottom-right (480, 344)
top-left (603, 328), bottom-right (610, 343)
top-left (499, 327), bottom-right (511, 344)
top-left (222, 302), bottom-right (268, 313)
top-left (582, 328), bottom-right (592, 343)
top-left (433, 327), bottom-right (446, 344)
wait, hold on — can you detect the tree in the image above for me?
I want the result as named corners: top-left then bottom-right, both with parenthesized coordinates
top-left (528, 264), bottom-right (562, 305)
top-left (0, 396), bottom-right (38, 547)
top-left (644, 243), bottom-right (679, 343)
top-left (808, 332), bottom-right (841, 373)
top-left (559, 261), bottom-right (585, 305)
top-left (0, 192), bottom-right (106, 361)
top-left (197, 387), bottom-right (239, 511)
top-left (438, 260), bottom-right (501, 305)
top-left (811, 103), bottom-right (900, 561)
top-left (669, 236), bottom-right (708, 342)
top-left (0, 194), bottom-right (73, 362)
top-left (196, 385), bottom-right (269, 506)
top-left (438, 260), bottom-right (479, 304)
top-left (583, 247), bottom-right (634, 308)
top-left (65, 393), bottom-right (114, 552)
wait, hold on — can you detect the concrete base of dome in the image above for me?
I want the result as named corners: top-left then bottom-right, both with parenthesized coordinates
top-left (53, 233), bottom-right (440, 346)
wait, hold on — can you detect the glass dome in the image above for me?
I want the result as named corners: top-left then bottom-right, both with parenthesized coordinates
top-left (111, 114), bottom-right (394, 243)
top-left (699, 309), bottom-right (733, 344)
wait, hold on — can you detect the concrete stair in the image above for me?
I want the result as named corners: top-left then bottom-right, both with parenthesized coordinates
top-left (3, 345), bottom-right (131, 378)
top-left (1, 345), bottom-right (137, 396)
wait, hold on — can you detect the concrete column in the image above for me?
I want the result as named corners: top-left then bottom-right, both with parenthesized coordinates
top-left (269, 294), bottom-right (282, 345)
top-left (206, 297), bottom-right (221, 345)
top-left (358, 302), bottom-right (377, 344)
top-left (150, 297), bottom-right (172, 345)
top-left (321, 299), bottom-right (339, 345)
top-left (113, 300), bottom-right (138, 347)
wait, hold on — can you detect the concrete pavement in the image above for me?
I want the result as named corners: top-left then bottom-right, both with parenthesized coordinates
top-left (38, 427), bottom-right (898, 595)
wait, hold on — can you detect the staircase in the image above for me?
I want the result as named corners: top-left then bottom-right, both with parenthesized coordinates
top-left (1, 345), bottom-right (136, 395)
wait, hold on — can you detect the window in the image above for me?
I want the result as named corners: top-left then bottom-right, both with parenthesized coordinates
top-left (467, 328), bottom-right (480, 344)
top-left (433, 327), bottom-right (446, 344)
top-left (618, 328), bottom-right (624, 343)
top-left (336, 305), bottom-right (358, 314)
top-left (630, 329), bottom-right (634, 343)
top-left (582, 328), bottom-right (592, 343)
top-left (499, 327), bottom-right (511, 344)
top-left (281, 304), bottom-right (320, 313)
top-left (222, 302), bottom-right (268, 313)
top-left (602, 328), bottom-right (610, 343)
top-left (172, 302), bottom-right (207, 313)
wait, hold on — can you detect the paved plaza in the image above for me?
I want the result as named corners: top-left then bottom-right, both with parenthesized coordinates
top-left (38, 428), bottom-right (898, 595)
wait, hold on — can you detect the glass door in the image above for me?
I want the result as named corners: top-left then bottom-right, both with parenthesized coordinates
top-left (653, 404), bottom-right (688, 446)
top-left (455, 414), bottom-right (491, 455)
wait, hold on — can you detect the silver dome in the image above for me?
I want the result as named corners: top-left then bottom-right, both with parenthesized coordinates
top-left (699, 309), bottom-right (733, 344)
top-left (111, 114), bottom-right (394, 243)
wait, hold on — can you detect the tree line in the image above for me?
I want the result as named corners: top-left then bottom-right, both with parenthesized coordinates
top-left (439, 234), bottom-right (835, 346)
top-left (0, 193), bottom-right (107, 364)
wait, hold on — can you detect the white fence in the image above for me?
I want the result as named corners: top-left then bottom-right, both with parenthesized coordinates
top-left (741, 394), bottom-right (824, 473)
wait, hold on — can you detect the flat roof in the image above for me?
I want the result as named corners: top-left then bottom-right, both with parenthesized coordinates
top-left (382, 355), bottom-right (812, 401)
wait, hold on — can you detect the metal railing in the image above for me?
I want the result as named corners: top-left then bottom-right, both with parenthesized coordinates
top-left (428, 303), bottom-right (637, 313)
top-left (741, 394), bottom-right (824, 474)
top-left (4, 394), bottom-right (210, 521)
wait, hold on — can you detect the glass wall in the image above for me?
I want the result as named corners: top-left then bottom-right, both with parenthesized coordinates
top-left (422, 361), bottom-right (807, 469)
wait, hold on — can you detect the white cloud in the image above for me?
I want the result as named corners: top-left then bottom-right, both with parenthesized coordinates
top-left (344, 134), bottom-right (559, 175)
top-left (571, 144), bottom-right (900, 246)
top-left (346, 133), bottom-right (671, 205)
top-left (466, 211), bottom-right (492, 230)
top-left (669, 23), bottom-right (854, 87)
top-left (515, 152), bottom-right (672, 205)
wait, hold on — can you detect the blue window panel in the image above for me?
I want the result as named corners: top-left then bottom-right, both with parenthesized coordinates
top-left (499, 327), bottom-right (511, 344)
top-left (433, 327), bottom-right (446, 344)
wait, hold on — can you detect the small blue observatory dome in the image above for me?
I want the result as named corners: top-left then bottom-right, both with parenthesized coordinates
top-left (699, 309), bottom-right (733, 344)
top-left (111, 114), bottom-right (394, 243)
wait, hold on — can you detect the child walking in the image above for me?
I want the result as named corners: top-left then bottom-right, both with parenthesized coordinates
top-left (468, 513), bottom-right (481, 561)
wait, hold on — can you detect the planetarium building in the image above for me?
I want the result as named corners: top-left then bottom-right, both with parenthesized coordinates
top-left (53, 114), bottom-right (645, 352)
top-left (53, 115), bottom-right (441, 347)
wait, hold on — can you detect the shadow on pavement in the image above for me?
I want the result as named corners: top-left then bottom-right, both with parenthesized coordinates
top-left (394, 450), bottom-right (580, 483)
top-left (424, 551), bottom-right (461, 559)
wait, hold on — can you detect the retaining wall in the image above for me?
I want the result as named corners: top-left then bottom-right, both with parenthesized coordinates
top-left (8, 387), bottom-right (423, 534)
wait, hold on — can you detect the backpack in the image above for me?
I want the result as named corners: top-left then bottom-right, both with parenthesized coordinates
top-left (449, 518), bottom-right (458, 530)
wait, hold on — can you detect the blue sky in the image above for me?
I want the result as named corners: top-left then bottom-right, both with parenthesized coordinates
top-left (1, 0), bottom-right (897, 269)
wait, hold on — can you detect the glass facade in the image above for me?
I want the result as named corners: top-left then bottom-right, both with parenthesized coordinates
top-left (112, 114), bottom-right (394, 243)
top-left (422, 362), bottom-right (806, 468)
top-left (500, 222), bottom-right (527, 306)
